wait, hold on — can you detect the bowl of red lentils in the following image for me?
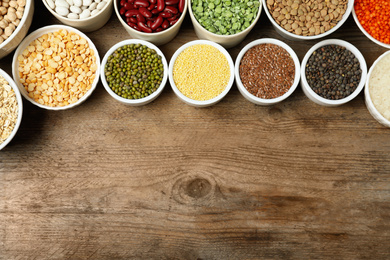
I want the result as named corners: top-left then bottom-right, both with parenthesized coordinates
top-left (11, 25), bottom-right (100, 110)
top-left (352, 0), bottom-right (390, 49)
top-left (114, 0), bottom-right (187, 46)
top-left (300, 39), bottom-right (367, 106)
top-left (235, 38), bottom-right (300, 106)
top-left (0, 68), bottom-right (23, 151)
top-left (0, 0), bottom-right (34, 59)
top-left (188, 0), bottom-right (262, 49)
top-left (169, 40), bottom-right (235, 107)
top-left (263, 0), bottom-right (353, 41)
top-left (365, 51), bottom-right (390, 128)
top-left (100, 39), bottom-right (168, 106)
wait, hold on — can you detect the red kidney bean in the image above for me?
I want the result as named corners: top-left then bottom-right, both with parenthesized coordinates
top-left (137, 21), bottom-right (153, 33)
top-left (120, 7), bottom-right (126, 15)
top-left (125, 9), bottom-right (139, 17)
top-left (155, 27), bottom-right (163, 32)
top-left (134, 0), bottom-right (149, 8)
top-left (147, 4), bottom-right (156, 10)
top-left (150, 0), bottom-right (156, 3)
top-left (151, 8), bottom-right (159, 15)
top-left (161, 18), bottom-right (169, 29)
top-left (139, 7), bottom-right (152, 17)
top-left (150, 15), bottom-right (163, 30)
top-left (178, 0), bottom-right (184, 13)
top-left (129, 17), bottom-right (137, 23)
top-left (159, 11), bottom-right (172, 18)
top-left (164, 5), bottom-right (178, 14)
top-left (127, 22), bottom-right (140, 31)
top-left (165, 0), bottom-right (179, 5)
top-left (169, 18), bottom-right (178, 26)
top-left (156, 0), bottom-right (165, 12)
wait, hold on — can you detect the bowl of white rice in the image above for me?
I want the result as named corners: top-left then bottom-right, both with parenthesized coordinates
top-left (365, 50), bottom-right (390, 128)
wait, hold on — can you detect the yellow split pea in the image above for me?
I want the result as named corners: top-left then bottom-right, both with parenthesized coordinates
top-left (17, 29), bottom-right (97, 107)
top-left (173, 44), bottom-right (230, 101)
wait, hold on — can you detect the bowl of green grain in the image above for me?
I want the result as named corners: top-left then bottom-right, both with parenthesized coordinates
top-left (101, 39), bottom-right (168, 106)
top-left (235, 38), bottom-right (300, 106)
top-left (365, 50), bottom-right (390, 128)
top-left (300, 39), bottom-right (367, 106)
top-left (263, 0), bottom-right (353, 41)
top-left (188, 0), bottom-right (262, 49)
top-left (169, 40), bottom-right (235, 107)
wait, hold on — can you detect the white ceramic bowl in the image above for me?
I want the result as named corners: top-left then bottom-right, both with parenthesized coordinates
top-left (100, 39), bottom-right (168, 106)
top-left (235, 38), bottom-right (300, 105)
top-left (301, 39), bottom-right (367, 106)
top-left (352, 7), bottom-right (390, 49)
top-left (114, 0), bottom-right (187, 46)
top-left (42, 0), bottom-right (113, 32)
top-left (188, 0), bottom-right (262, 49)
top-left (0, 0), bottom-right (34, 59)
top-left (262, 0), bottom-right (354, 41)
top-left (365, 51), bottom-right (390, 127)
top-left (0, 69), bottom-right (23, 151)
top-left (169, 40), bottom-right (235, 107)
top-left (12, 25), bottom-right (101, 110)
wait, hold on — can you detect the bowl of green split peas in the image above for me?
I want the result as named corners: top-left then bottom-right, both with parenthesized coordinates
top-left (100, 39), bottom-right (168, 106)
top-left (188, 0), bottom-right (262, 48)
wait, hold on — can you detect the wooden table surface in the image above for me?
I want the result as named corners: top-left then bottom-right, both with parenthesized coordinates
top-left (1, 1), bottom-right (390, 259)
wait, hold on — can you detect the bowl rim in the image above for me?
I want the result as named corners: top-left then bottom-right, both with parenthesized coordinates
top-left (42, 0), bottom-right (114, 22)
top-left (262, 0), bottom-right (354, 40)
top-left (0, 68), bottom-right (23, 151)
top-left (100, 39), bottom-right (168, 105)
top-left (11, 24), bottom-right (101, 110)
top-left (0, 0), bottom-right (33, 49)
top-left (168, 39), bottom-right (235, 107)
top-left (352, 6), bottom-right (390, 49)
top-left (187, 0), bottom-right (262, 39)
top-left (300, 39), bottom-right (368, 105)
top-left (113, 0), bottom-right (188, 36)
top-left (364, 50), bottom-right (390, 126)
top-left (234, 38), bottom-right (301, 105)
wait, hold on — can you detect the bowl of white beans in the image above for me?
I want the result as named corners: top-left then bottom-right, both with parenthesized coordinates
top-left (42, 0), bottom-right (113, 32)
top-left (0, 0), bottom-right (34, 59)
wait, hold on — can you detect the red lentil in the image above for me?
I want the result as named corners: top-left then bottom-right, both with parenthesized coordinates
top-left (239, 43), bottom-right (295, 99)
top-left (354, 0), bottom-right (390, 45)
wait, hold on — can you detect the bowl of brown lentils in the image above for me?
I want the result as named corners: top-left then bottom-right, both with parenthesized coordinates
top-left (235, 38), bottom-right (300, 105)
top-left (101, 39), bottom-right (168, 106)
top-left (263, 0), bottom-right (353, 40)
top-left (0, 68), bottom-right (23, 151)
top-left (301, 39), bottom-right (367, 106)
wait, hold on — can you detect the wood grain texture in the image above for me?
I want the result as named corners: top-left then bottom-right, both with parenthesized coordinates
top-left (1, 1), bottom-right (390, 259)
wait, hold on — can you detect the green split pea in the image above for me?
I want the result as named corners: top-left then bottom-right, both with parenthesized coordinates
top-left (104, 44), bottom-right (164, 100)
top-left (192, 0), bottom-right (260, 35)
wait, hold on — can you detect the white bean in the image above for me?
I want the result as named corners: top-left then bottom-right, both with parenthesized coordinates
top-left (79, 9), bottom-right (90, 19)
top-left (55, 0), bottom-right (69, 8)
top-left (66, 0), bottom-right (73, 5)
top-left (96, 1), bottom-right (106, 10)
top-left (70, 5), bottom-right (81, 13)
top-left (73, 0), bottom-right (82, 7)
top-left (67, 12), bottom-right (79, 19)
top-left (46, 0), bottom-right (55, 9)
top-left (55, 6), bottom-right (69, 16)
top-left (88, 2), bottom-right (97, 10)
top-left (91, 9), bottom-right (99, 16)
top-left (82, 0), bottom-right (92, 7)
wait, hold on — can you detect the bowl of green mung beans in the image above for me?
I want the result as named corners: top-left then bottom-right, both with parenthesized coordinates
top-left (101, 39), bottom-right (168, 106)
top-left (188, 0), bottom-right (262, 49)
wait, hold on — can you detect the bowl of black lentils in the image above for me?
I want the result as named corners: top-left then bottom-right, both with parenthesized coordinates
top-left (100, 39), bottom-right (168, 106)
top-left (301, 39), bottom-right (367, 106)
top-left (235, 38), bottom-right (300, 105)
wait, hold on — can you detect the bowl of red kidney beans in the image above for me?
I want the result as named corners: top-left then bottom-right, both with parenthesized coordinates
top-left (114, 0), bottom-right (187, 45)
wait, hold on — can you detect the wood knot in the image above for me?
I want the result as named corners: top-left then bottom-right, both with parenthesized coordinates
top-left (171, 173), bottom-right (216, 205)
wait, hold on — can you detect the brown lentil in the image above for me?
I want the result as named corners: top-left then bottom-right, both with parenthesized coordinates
top-left (172, 44), bottom-right (230, 101)
top-left (266, 0), bottom-right (348, 36)
top-left (0, 74), bottom-right (18, 144)
top-left (17, 29), bottom-right (98, 107)
top-left (239, 43), bottom-right (295, 99)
